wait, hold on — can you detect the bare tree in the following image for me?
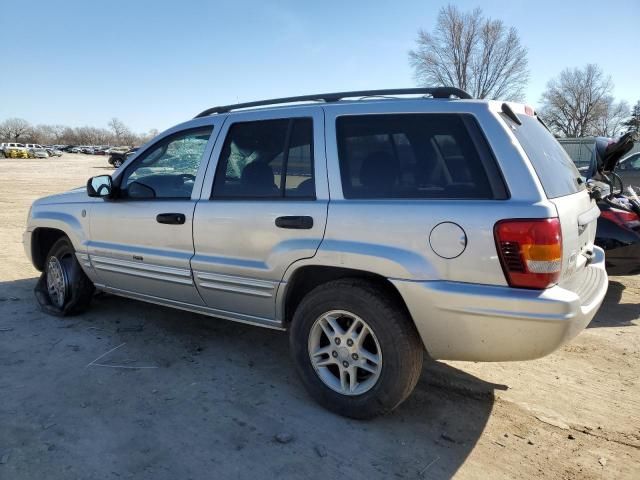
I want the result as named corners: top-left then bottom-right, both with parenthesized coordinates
top-left (593, 98), bottom-right (630, 137)
top-left (409, 5), bottom-right (529, 100)
top-left (50, 125), bottom-right (67, 143)
top-left (539, 64), bottom-right (614, 137)
top-left (108, 117), bottom-right (131, 144)
top-left (0, 117), bottom-right (157, 146)
top-left (30, 125), bottom-right (54, 144)
top-left (74, 126), bottom-right (113, 145)
top-left (623, 101), bottom-right (640, 138)
top-left (0, 118), bottom-right (33, 142)
top-left (138, 128), bottom-right (160, 144)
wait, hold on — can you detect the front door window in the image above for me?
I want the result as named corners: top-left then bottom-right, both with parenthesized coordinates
top-left (121, 127), bottom-right (213, 199)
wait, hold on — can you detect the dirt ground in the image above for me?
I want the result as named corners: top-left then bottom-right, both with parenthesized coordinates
top-left (0, 154), bottom-right (639, 480)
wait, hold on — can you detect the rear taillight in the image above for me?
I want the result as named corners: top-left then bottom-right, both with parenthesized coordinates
top-left (494, 218), bottom-right (562, 289)
top-left (600, 208), bottom-right (640, 230)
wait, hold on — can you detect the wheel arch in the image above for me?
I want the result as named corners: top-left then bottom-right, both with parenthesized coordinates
top-left (278, 264), bottom-right (413, 331)
top-left (30, 227), bottom-right (74, 271)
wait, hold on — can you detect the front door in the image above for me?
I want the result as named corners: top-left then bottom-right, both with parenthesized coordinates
top-left (88, 123), bottom-right (218, 305)
top-left (192, 109), bottom-right (328, 325)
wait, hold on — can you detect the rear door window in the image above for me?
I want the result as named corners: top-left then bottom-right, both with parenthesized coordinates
top-left (212, 118), bottom-right (315, 199)
top-left (336, 114), bottom-right (501, 199)
top-left (505, 114), bottom-right (586, 199)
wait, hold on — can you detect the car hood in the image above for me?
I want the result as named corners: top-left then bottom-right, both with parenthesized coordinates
top-left (33, 186), bottom-right (89, 205)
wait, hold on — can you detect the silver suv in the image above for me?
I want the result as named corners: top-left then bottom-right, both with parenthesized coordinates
top-left (24, 88), bottom-right (608, 418)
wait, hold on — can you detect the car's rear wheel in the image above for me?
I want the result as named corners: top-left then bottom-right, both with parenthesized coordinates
top-left (35, 237), bottom-right (95, 316)
top-left (290, 278), bottom-right (424, 419)
top-left (112, 159), bottom-right (123, 168)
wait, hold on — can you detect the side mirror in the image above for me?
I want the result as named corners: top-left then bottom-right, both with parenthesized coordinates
top-left (87, 175), bottom-right (113, 198)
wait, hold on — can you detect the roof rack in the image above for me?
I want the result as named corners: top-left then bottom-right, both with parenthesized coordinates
top-left (194, 87), bottom-right (472, 118)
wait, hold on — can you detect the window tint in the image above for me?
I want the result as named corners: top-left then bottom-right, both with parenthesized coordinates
top-left (122, 127), bottom-right (212, 199)
top-left (212, 118), bottom-right (314, 199)
top-left (505, 114), bottom-right (586, 199)
top-left (336, 114), bottom-right (494, 199)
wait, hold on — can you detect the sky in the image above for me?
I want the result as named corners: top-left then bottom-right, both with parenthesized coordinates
top-left (1, 0), bottom-right (638, 133)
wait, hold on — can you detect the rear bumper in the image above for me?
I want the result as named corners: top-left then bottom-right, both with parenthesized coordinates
top-left (392, 247), bottom-right (608, 361)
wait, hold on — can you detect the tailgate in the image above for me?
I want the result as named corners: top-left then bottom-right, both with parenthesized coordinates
top-left (551, 190), bottom-right (599, 283)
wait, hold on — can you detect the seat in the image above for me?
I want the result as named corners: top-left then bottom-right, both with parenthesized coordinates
top-left (294, 178), bottom-right (315, 197)
top-left (241, 161), bottom-right (278, 196)
top-left (359, 151), bottom-right (398, 195)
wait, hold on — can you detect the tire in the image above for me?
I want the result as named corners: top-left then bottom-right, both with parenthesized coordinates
top-left (290, 278), bottom-right (424, 419)
top-left (34, 237), bottom-right (95, 316)
top-left (113, 159), bottom-right (123, 168)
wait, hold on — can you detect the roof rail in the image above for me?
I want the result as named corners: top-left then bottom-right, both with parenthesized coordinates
top-left (194, 87), bottom-right (472, 118)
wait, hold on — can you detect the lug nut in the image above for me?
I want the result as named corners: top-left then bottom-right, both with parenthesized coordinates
top-left (346, 339), bottom-right (354, 347)
top-left (352, 353), bottom-right (359, 360)
top-left (342, 361), bottom-right (349, 368)
top-left (335, 338), bottom-right (341, 345)
top-left (332, 351), bottom-right (338, 358)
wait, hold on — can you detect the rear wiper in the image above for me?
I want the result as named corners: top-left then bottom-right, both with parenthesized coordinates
top-left (501, 103), bottom-right (522, 125)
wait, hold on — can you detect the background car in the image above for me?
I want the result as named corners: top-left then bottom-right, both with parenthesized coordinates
top-left (29, 146), bottom-right (50, 158)
top-left (1, 142), bottom-right (29, 158)
top-left (560, 136), bottom-right (640, 275)
top-left (94, 146), bottom-right (110, 155)
top-left (107, 146), bottom-right (138, 167)
top-left (47, 148), bottom-right (63, 157)
top-left (24, 143), bottom-right (48, 158)
top-left (616, 152), bottom-right (640, 192)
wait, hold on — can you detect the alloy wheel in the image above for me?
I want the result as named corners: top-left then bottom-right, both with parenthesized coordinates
top-left (46, 256), bottom-right (69, 308)
top-left (308, 310), bottom-right (382, 396)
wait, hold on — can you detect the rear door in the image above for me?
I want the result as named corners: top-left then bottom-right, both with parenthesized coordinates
top-left (192, 108), bottom-right (328, 324)
top-left (505, 113), bottom-right (598, 281)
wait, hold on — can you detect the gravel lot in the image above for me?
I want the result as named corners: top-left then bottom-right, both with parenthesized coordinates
top-left (1, 154), bottom-right (639, 479)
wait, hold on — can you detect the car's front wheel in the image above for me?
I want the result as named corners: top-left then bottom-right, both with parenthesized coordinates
top-left (112, 159), bottom-right (123, 168)
top-left (34, 237), bottom-right (95, 316)
top-left (290, 279), bottom-right (424, 419)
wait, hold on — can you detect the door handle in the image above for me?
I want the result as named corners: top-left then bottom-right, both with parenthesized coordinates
top-left (275, 216), bottom-right (313, 229)
top-left (156, 213), bottom-right (186, 225)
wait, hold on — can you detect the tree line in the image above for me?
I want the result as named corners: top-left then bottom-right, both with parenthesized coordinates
top-left (409, 4), bottom-right (638, 139)
top-left (0, 117), bottom-right (159, 147)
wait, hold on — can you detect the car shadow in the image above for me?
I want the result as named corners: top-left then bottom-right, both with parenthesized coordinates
top-left (1, 277), bottom-right (500, 479)
top-left (588, 279), bottom-right (639, 328)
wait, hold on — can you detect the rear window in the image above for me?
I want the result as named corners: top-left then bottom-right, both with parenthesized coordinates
top-left (505, 114), bottom-right (586, 199)
top-left (336, 114), bottom-right (500, 199)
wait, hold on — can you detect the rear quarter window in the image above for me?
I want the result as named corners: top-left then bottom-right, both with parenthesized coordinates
top-left (336, 113), bottom-right (505, 199)
top-left (504, 114), bottom-right (586, 199)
